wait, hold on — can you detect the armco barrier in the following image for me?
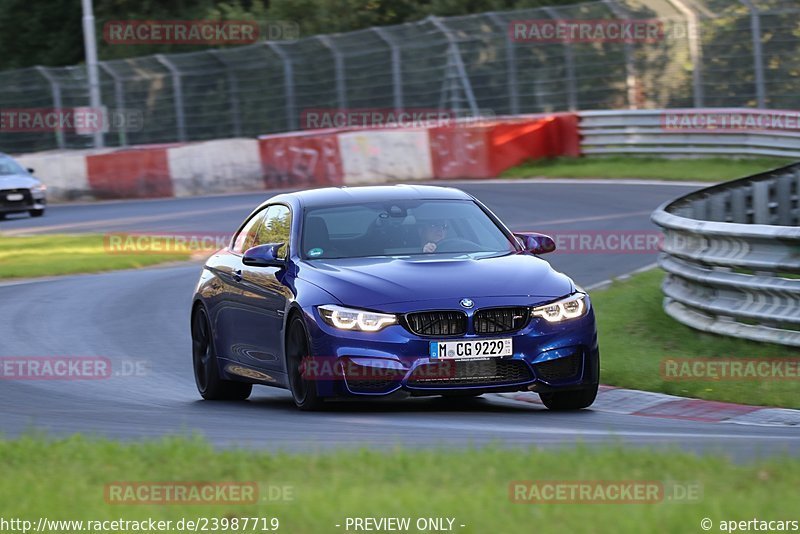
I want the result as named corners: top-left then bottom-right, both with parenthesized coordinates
top-left (651, 162), bottom-right (800, 347)
top-left (580, 109), bottom-right (800, 158)
top-left (11, 108), bottom-right (800, 202)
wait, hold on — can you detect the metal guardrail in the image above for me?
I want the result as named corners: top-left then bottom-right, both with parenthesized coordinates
top-left (580, 109), bottom-right (800, 158)
top-left (651, 162), bottom-right (800, 347)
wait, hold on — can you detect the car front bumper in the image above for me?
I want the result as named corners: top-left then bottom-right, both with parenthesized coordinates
top-left (302, 300), bottom-right (600, 398)
top-left (0, 188), bottom-right (46, 214)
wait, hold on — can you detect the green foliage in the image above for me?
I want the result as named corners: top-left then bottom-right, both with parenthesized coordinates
top-left (502, 156), bottom-right (796, 182)
top-left (1, 435), bottom-right (798, 533)
top-left (592, 269), bottom-right (800, 408)
top-left (0, 0), bottom-right (584, 69)
top-left (0, 0), bottom-right (83, 69)
top-left (0, 234), bottom-right (191, 279)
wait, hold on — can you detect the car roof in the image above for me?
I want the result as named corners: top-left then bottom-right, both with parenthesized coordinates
top-left (265, 184), bottom-right (473, 210)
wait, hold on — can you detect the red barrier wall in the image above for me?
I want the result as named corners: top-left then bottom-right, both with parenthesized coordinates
top-left (86, 147), bottom-right (173, 199)
top-left (428, 127), bottom-right (490, 179)
top-left (258, 129), bottom-right (345, 189)
top-left (544, 114), bottom-right (581, 157)
top-left (70, 114), bottom-right (580, 201)
top-left (429, 114), bottom-right (580, 179)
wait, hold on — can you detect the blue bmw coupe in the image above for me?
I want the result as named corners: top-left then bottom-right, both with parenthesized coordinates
top-left (191, 185), bottom-right (599, 410)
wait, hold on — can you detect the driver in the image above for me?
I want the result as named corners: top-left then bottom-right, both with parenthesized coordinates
top-left (418, 219), bottom-right (449, 253)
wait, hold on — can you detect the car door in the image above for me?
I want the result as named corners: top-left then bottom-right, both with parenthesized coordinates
top-left (235, 204), bottom-right (294, 373)
top-left (211, 206), bottom-right (268, 365)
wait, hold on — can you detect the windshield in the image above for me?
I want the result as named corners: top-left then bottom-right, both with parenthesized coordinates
top-left (0, 156), bottom-right (27, 176)
top-left (301, 199), bottom-right (516, 260)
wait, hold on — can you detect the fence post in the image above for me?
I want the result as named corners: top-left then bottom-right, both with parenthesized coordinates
top-left (486, 12), bottom-right (519, 115)
top-left (603, 0), bottom-right (639, 109)
top-left (666, 0), bottom-right (704, 107)
top-left (266, 42), bottom-right (297, 131)
top-left (317, 35), bottom-right (347, 111)
top-left (429, 16), bottom-right (479, 116)
top-left (154, 54), bottom-right (186, 142)
top-left (739, 0), bottom-right (766, 108)
top-left (98, 62), bottom-right (127, 147)
top-left (542, 7), bottom-right (578, 111)
top-left (34, 67), bottom-right (65, 150)
top-left (372, 27), bottom-right (404, 113)
top-left (209, 50), bottom-right (243, 137)
top-left (81, 0), bottom-right (104, 149)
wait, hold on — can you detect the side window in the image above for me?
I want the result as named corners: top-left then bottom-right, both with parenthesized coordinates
top-left (255, 205), bottom-right (292, 259)
top-left (231, 209), bottom-right (267, 254)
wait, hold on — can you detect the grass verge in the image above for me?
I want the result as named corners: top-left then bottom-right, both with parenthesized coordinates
top-left (0, 435), bottom-right (797, 533)
top-left (502, 156), bottom-right (794, 182)
top-left (592, 269), bottom-right (800, 408)
top-left (0, 235), bottom-right (191, 279)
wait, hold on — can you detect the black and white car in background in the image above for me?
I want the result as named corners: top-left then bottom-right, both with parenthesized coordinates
top-left (0, 153), bottom-right (46, 219)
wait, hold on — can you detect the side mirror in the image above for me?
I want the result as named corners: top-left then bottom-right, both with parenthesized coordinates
top-left (243, 243), bottom-right (286, 267)
top-left (514, 232), bottom-right (556, 255)
top-left (26, 168), bottom-right (35, 174)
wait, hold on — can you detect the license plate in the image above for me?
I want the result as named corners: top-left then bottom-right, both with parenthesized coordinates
top-left (430, 338), bottom-right (512, 359)
top-left (6, 193), bottom-right (23, 201)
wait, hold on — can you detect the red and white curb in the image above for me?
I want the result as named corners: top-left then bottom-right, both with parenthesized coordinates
top-left (16, 114), bottom-right (581, 202)
top-left (498, 386), bottom-right (800, 427)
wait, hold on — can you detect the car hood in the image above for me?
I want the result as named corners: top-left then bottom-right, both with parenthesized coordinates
top-left (298, 253), bottom-right (574, 308)
top-left (0, 174), bottom-right (39, 190)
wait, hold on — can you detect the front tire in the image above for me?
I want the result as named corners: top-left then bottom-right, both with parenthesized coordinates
top-left (191, 306), bottom-right (252, 401)
top-left (286, 314), bottom-right (324, 411)
top-left (29, 209), bottom-right (45, 217)
top-left (539, 383), bottom-right (598, 411)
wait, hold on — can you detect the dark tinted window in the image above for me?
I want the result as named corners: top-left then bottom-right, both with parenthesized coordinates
top-left (0, 156), bottom-right (27, 176)
top-left (302, 200), bottom-right (514, 259)
top-left (231, 209), bottom-right (267, 254)
top-left (254, 205), bottom-right (292, 259)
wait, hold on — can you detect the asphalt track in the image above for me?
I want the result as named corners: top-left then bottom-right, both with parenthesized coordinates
top-left (1, 180), bottom-right (798, 460)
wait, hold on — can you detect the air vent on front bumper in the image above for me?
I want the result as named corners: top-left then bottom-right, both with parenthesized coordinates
top-left (533, 352), bottom-right (583, 382)
top-left (474, 307), bottom-right (530, 334)
top-left (341, 359), bottom-right (404, 394)
top-left (407, 359), bottom-right (533, 387)
top-left (404, 311), bottom-right (467, 337)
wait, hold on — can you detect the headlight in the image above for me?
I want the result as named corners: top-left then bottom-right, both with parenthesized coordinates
top-left (531, 293), bottom-right (587, 323)
top-left (318, 305), bottom-right (397, 332)
top-left (31, 184), bottom-right (46, 193)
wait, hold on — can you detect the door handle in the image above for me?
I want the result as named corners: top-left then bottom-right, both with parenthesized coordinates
top-left (233, 269), bottom-right (243, 282)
